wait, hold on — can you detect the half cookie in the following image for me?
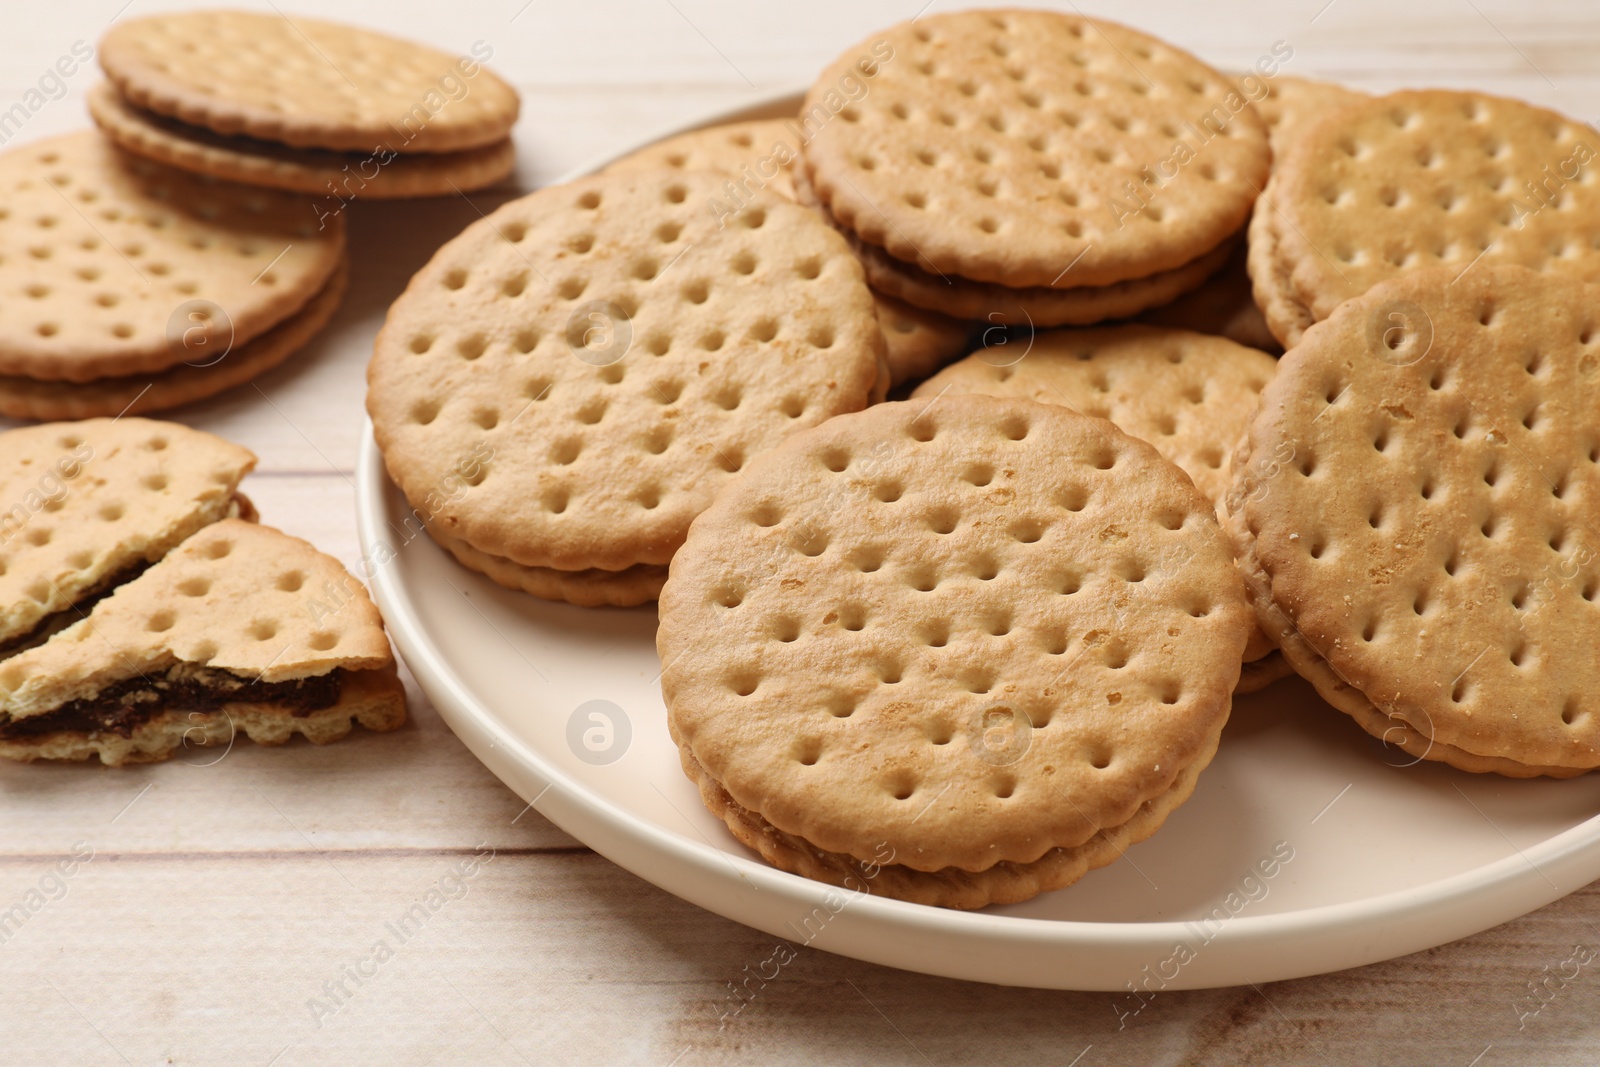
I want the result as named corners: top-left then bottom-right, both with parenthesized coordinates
top-left (0, 418), bottom-right (256, 658)
top-left (0, 519), bottom-right (405, 765)
top-left (1229, 264), bottom-right (1600, 776)
top-left (659, 396), bottom-right (1251, 908)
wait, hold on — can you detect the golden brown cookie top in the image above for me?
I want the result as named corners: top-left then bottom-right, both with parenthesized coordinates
top-left (0, 132), bottom-right (344, 382)
top-left (368, 169), bottom-right (884, 572)
top-left (659, 395), bottom-right (1250, 873)
top-left (0, 419), bottom-right (256, 649)
top-left (1233, 263), bottom-right (1600, 769)
top-left (98, 10), bottom-right (519, 153)
top-left (802, 9), bottom-right (1269, 288)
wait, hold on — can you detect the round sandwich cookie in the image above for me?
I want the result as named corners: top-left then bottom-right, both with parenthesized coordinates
top-left (1256, 89), bottom-right (1600, 347)
top-left (0, 131), bottom-right (345, 383)
top-left (659, 395), bottom-right (1252, 908)
top-left (801, 9), bottom-right (1270, 290)
top-left (0, 418), bottom-right (256, 658)
top-left (87, 82), bottom-right (516, 199)
top-left (1229, 263), bottom-right (1600, 777)
top-left (0, 519), bottom-right (405, 766)
top-left (0, 257), bottom-right (348, 421)
top-left (368, 169), bottom-right (884, 598)
top-left (913, 325), bottom-right (1287, 692)
top-left (98, 10), bottom-right (519, 155)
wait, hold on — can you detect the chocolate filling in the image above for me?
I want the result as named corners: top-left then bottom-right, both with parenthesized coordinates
top-left (0, 667), bottom-right (348, 740)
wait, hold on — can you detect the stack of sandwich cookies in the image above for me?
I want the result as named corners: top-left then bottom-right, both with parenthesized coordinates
top-left (605, 120), bottom-right (972, 387)
top-left (0, 131), bottom-right (347, 419)
top-left (91, 11), bottom-right (519, 200)
top-left (658, 396), bottom-right (1251, 907)
top-left (1249, 89), bottom-right (1600, 348)
top-left (0, 419), bottom-right (256, 659)
top-left (1228, 263), bottom-right (1600, 776)
top-left (797, 10), bottom-right (1270, 326)
top-left (367, 170), bottom-right (885, 606)
top-left (912, 325), bottom-right (1289, 692)
top-left (0, 520), bottom-right (404, 766)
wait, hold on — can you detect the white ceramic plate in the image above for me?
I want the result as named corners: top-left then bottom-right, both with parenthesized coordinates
top-left (355, 91), bottom-right (1600, 991)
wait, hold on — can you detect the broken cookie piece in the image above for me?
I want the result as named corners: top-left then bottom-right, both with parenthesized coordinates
top-left (0, 519), bottom-right (405, 765)
top-left (0, 418), bottom-right (257, 659)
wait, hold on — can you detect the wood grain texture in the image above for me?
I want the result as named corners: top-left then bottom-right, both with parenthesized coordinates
top-left (2, 0), bottom-right (1599, 1062)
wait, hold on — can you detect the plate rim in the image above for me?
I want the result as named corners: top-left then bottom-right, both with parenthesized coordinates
top-left (354, 88), bottom-right (1600, 990)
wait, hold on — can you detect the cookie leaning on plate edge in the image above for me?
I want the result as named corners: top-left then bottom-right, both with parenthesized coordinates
top-left (1228, 263), bottom-right (1600, 777)
top-left (659, 395), bottom-right (1251, 907)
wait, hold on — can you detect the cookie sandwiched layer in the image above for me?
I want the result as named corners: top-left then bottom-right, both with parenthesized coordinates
top-left (0, 419), bottom-right (256, 657)
top-left (98, 11), bottom-right (519, 155)
top-left (0, 519), bottom-right (404, 765)
top-left (659, 396), bottom-right (1251, 907)
top-left (1228, 263), bottom-right (1600, 776)
top-left (88, 82), bottom-right (515, 200)
top-left (0, 256), bottom-right (349, 421)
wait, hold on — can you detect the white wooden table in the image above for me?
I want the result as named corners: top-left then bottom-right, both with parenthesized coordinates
top-left (3, 1), bottom-right (1599, 1062)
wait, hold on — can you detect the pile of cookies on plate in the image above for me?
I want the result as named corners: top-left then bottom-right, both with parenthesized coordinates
top-left (356, 6), bottom-right (1596, 907)
top-left (0, 10), bottom-right (519, 421)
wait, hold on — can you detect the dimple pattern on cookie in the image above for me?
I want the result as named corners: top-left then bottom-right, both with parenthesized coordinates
top-left (914, 325), bottom-right (1276, 504)
top-left (1270, 90), bottom-right (1600, 323)
top-left (0, 519), bottom-right (393, 718)
top-left (0, 418), bottom-right (255, 649)
top-left (659, 396), bottom-right (1249, 872)
top-left (368, 170), bottom-right (882, 574)
top-left (0, 131), bottom-right (343, 381)
top-left (1239, 265), bottom-right (1600, 770)
top-left (803, 10), bottom-right (1269, 288)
